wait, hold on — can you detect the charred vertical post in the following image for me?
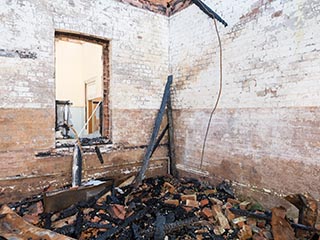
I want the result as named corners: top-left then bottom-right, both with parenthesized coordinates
top-left (95, 146), bottom-right (104, 164)
top-left (167, 89), bottom-right (178, 177)
top-left (134, 76), bottom-right (173, 187)
top-left (72, 143), bottom-right (82, 187)
top-left (150, 123), bottom-right (169, 157)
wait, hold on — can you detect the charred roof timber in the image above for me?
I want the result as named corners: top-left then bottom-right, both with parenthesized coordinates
top-left (117, 0), bottom-right (227, 21)
top-left (191, 0), bottom-right (228, 27)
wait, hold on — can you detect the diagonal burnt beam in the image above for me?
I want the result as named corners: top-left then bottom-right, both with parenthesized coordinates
top-left (191, 0), bottom-right (228, 27)
top-left (154, 214), bottom-right (166, 240)
top-left (151, 123), bottom-right (169, 157)
top-left (134, 76), bottom-right (173, 187)
top-left (142, 217), bottom-right (200, 238)
top-left (95, 207), bottom-right (150, 239)
top-left (95, 146), bottom-right (104, 164)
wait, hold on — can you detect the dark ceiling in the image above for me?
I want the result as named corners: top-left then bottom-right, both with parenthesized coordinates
top-left (118, 0), bottom-right (192, 16)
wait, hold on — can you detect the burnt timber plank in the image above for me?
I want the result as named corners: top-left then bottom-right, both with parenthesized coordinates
top-left (134, 75), bottom-right (173, 187)
top-left (166, 90), bottom-right (178, 177)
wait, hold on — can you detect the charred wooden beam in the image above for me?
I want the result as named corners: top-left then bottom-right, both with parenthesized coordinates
top-left (72, 143), bottom-right (82, 187)
top-left (95, 207), bottom-right (150, 239)
top-left (142, 217), bottom-right (199, 238)
top-left (151, 123), bottom-right (169, 157)
top-left (55, 225), bottom-right (76, 236)
top-left (154, 214), bottom-right (166, 240)
top-left (166, 90), bottom-right (178, 177)
top-left (57, 205), bottom-right (79, 221)
top-left (95, 146), bottom-right (104, 164)
top-left (191, 0), bottom-right (228, 27)
top-left (134, 75), bottom-right (173, 187)
top-left (8, 194), bottom-right (43, 210)
top-left (83, 222), bottom-right (113, 230)
top-left (74, 211), bottom-right (83, 238)
top-left (229, 207), bottom-right (271, 221)
top-left (131, 223), bottom-right (142, 240)
top-left (164, 217), bottom-right (199, 232)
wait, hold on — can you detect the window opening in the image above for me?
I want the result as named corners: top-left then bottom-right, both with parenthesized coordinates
top-left (55, 33), bottom-right (109, 146)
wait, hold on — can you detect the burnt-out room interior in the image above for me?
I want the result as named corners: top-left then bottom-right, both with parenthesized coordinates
top-left (0, 0), bottom-right (319, 239)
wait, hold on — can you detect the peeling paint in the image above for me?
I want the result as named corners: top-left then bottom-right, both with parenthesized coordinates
top-left (0, 49), bottom-right (37, 59)
top-left (271, 10), bottom-right (283, 18)
top-left (239, 0), bottom-right (274, 22)
top-left (242, 79), bottom-right (257, 92)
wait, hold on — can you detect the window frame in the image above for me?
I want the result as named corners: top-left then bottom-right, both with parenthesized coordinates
top-left (54, 31), bottom-right (111, 140)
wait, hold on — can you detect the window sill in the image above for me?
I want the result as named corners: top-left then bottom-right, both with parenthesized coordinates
top-left (35, 137), bottom-right (113, 158)
top-left (55, 136), bottom-right (111, 148)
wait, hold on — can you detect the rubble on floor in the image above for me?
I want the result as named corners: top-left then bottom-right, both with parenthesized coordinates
top-left (1, 176), bottom-right (319, 239)
top-left (0, 205), bottom-right (73, 240)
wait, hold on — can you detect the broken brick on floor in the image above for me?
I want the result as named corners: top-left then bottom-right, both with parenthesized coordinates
top-left (1, 176), bottom-right (319, 240)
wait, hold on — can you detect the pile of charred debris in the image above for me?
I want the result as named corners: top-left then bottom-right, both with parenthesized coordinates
top-left (0, 175), bottom-right (319, 240)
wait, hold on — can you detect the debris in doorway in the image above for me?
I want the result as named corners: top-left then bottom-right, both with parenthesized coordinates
top-left (2, 176), bottom-right (319, 239)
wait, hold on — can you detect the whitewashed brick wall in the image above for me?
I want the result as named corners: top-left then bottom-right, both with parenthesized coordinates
top-left (0, 0), bottom-right (170, 201)
top-left (0, 0), bottom-right (169, 147)
top-left (170, 0), bottom-right (320, 109)
top-left (0, 0), bottom-right (169, 110)
top-left (169, 0), bottom-right (320, 200)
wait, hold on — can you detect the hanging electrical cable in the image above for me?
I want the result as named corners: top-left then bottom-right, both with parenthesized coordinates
top-left (200, 17), bottom-right (223, 169)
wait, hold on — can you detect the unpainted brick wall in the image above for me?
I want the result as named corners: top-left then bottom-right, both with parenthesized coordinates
top-left (0, 0), bottom-right (169, 201)
top-left (169, 0), bottom-right (320, 204)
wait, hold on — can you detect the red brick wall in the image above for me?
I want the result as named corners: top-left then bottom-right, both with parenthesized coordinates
top-left (0, 146), bottom-right (168, 202)
top-left (0, 108), bottom-right (55, 152)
